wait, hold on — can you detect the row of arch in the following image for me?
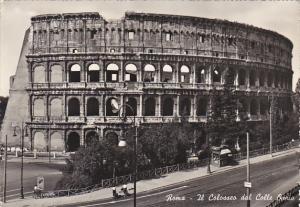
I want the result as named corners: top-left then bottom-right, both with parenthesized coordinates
top-left (33, 27), bottom-right (290, 57)
top-left (32, 130), bottom-right (118, 152)
top-left (33, 95), bottom-right (290, 118)
top-left (32, 63), bottom-right (291, 89)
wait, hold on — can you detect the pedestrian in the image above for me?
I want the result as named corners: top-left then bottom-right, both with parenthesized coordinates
top-left (112, 187), bottom-right (120, 199)
top-left (121, 184), bottom-right (130, 196)
top-left (33, 185), bottom-right (41, 198)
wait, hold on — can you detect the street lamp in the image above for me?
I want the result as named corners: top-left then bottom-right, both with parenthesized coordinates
top-left (112, 101), bottom-right (138, 207)
top-left (12, 122), bottom-right (28, 199)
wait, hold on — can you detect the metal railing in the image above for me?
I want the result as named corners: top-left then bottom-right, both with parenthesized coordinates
top-left (265, 185), bottom-right (300, 207)
top-left (101, 158), bottom-right (208, 188)
top-left (36, 141), bottom-right (298, 199)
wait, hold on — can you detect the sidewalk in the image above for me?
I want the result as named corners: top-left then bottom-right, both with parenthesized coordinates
top-left (3, 148), bottom-right (299, 207)
top-left (6, 156), bottom-right (66, 165)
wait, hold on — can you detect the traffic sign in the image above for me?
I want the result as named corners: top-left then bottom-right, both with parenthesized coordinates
top-left (244, 181), bottom-right (252, 188)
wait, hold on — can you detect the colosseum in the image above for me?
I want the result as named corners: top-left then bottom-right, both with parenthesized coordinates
top-left (1, 12), bottom-right (293, 152)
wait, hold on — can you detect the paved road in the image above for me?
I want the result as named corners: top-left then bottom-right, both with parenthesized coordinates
top-left (0, 160), bottom-right (63, 201)
top-left (61, 153), bottom-right (300, 207)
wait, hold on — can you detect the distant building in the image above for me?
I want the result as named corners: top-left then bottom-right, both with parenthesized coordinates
top-left (1, 12), bottom-right (293, 152)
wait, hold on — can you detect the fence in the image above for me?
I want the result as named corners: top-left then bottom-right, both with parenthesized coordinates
top-left (265, 185), bottom-right (300, 207)
top-left (101, 158), bottom-right (208, 188)
top-left (37, 141), bottom-right (298, 199)
top-left (233, 142), bottom-right (297, 161)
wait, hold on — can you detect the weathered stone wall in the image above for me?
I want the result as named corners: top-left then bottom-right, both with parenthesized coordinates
top-left (1, 12), bottom-right (294, 151)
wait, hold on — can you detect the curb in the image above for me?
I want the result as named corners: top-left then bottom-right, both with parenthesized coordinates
top-left (136, 148), bottom-right (298, 195)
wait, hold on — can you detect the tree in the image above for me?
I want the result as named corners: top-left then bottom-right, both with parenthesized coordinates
top-left (56, 138), bottom-right (133, 189)
top-left (207, 68), bottom-right (246, 148)
top-left (0, 96), bottom-right (8, 128)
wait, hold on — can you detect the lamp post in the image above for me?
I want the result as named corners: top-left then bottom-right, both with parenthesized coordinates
top-left (113, 102), bottom-right (138, 207)
top-left (269, 93), bottom-right (273, 157)
top-left (12, 122), bottom-right (28, 199)
top-left (2, 135), bottom-right (8, 203)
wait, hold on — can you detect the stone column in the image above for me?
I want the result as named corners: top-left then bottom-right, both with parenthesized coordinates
top-left (81, 61), bottom-right (85, 83)
top-left (120, 94), bottom-right (124, 115)
top-left (137, 61), bottom-right (142, 82)
top-left (46, 21), bottom-right (50, 53)
top-left (208, 65), bottom-right (212, 85)
top-left (46, 95), bottom-right (49, 121)
top-left (46, 128), bottom-right (50, 152)
top-left (65, 62), bottom-right (68, 83)
top-left (234, 68), bottom-right (239, 87)
top-left (28, 62), bottom-right (33, 84)
top-left (255, 69), bottom-right (259, 87)
top-left (191, 64), bottom-right (196, 84)
top-left (257, 98), bottom-right (261, 118)
top-left (156, 95), bottom-right (161, 116)
top-left (81, 94), bottom-right (85, 117)
top-left (175, 62), bottom-right (179, 83)
top-left (236, 99), bottom-right (240, 121)
top-left (29, 94), bottom-right (33, 122)
top-left (157, 63), bottom-right (161, 82)
top-left (81, 129), bottom-right (84, 146)
top-left (247, 98), bottom-right (251, 119)
top-left (176, 95), bottom-right (180, 116)
top-left (99, 60), bottom-right (104, 82)
top-left (99, 95), bottom-right (103, 116)
top-left (64, 94), bottom-right (67, 121)
top-left (192, 95), bottom-right (196, 119)
top-left (139, 95), bottom-right (143, 117)
top-left (246, 69), bottom-right (250, 89)
top-left (120, 61), bottom-right (124, 82)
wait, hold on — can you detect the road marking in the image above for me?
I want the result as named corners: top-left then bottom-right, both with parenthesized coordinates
top-left (0, 188), bottom-right (20, 193)
top-left (78, 185), bottom-right (188, 207)
top-left (5, 192), bottom-right (32, 198)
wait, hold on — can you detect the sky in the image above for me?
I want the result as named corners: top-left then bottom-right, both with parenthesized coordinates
top-left (0, 0), bottom-right (299, 96)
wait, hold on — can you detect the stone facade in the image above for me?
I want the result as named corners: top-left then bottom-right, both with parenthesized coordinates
top-left (1, 12), bottom-right (294, 152)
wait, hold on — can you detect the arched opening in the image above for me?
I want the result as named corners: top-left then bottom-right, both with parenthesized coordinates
top-left (274, 73), bottom-right (279, 88)
top-left (250, 99), bottom-right (258, 115)
top-left (180, 65), bottom-right (190, 83)
top-left (34, 99), bottom-right (44, 117)
top-left (162, 65), bottom-right (173, 82)
top-left (197, 68), bottom-right (206, 83)
top-left (267, 73), bottom-right (273, 87)
top-left (50, 65), bottom-right (63, 83)
top-left (105, 131), bottom-right (119, 146)
top-left (106, 63), bottom-right (119, 82)
top-left (67, 132), bottom-right (80, 152)
top-left (238, 69), bottom-right (246, 86)
top-left (85, 131), bottom-right (99, 145)
top-left (125, 97), bottom-right (137, 116)
top-left (69, 64), bottom-right (81, 82)
top-left (106, 98), bottom-right (118, 116)
top-left (144, 97), bottom-right (156, 116)
top-left (162, 97), bottom-right (174, 116)
top-left (179, 98), bottom-right (191, 116)
top-left (68, 98), bottom-right (80, 116)
top-left (34, 132), bottom-right (46, 151)
top-left (143, 64), bottom-right (155, 82)
top-left (50, 98), bottom-right (62, 117)
top-left (197, 99), bottom-right (207, 116)
top-left (249, 70), bottom-right (256, 86)
top-left (87, 98), bottom-right (99, 116)
top-left (259, 72), bottom-right (265, 87)
top-left (260, 99), bottom-right (268, 115)
top-left (50, 132), bottom-right (64, 151)
top-left (34, 65), bottom-right (46, 83)
top-left (125, 64), bottom-right (137, 82)
top-left (225, 68), bottom-right (235, 85)
top-left (213, 67), bottom-right (221, 83)
top-left (88, 64), bottom-right (100, 82)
